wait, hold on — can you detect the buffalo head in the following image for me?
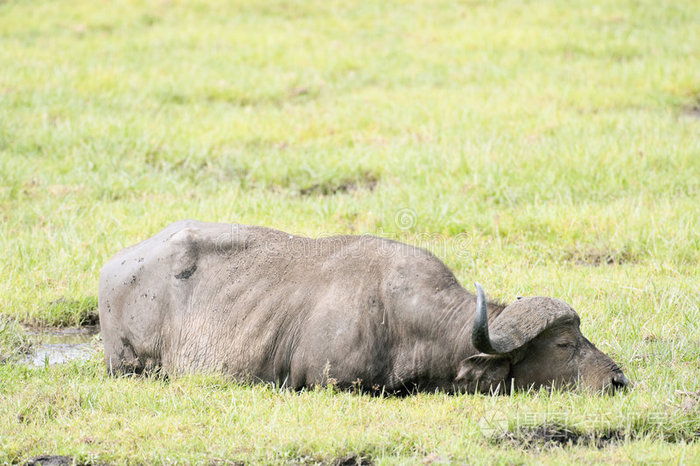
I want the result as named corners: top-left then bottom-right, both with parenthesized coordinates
top-left (457, 283), bottom-right (628, 394)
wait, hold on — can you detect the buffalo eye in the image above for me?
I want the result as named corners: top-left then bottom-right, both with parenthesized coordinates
top-left (556, 342), bottom-right (574, 349)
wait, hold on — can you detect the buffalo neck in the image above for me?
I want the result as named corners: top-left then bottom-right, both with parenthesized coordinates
top-left (385, 283), bottom-right (487, 390)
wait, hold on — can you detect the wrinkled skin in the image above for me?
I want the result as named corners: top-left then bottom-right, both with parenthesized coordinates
top-left (99, 220), bottom-right (628, 394)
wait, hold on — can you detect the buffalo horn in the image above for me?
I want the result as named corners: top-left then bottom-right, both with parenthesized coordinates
top-left (471, 282), bottom-right (499, 354)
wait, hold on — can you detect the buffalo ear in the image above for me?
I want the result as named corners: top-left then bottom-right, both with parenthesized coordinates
top-left (456, 354), bottom-right (510, 394)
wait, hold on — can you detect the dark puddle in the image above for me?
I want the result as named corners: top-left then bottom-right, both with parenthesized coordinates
top-left (683, 98), bottom-right (700, 119)
top-left (330, 454), bottom-right (373, 466)
top-left (21, 325), bottom-right (100, 367)
top-left (24, 455), bottom-right (106, 466)
top-left (26, 455), bottom-right (75, 466)
top-left (493, 424), bottom-right (624, 450)
top-left (492, 423), bottom-right (699, 450)
top-left (292, 453), bottom-right (374, 466)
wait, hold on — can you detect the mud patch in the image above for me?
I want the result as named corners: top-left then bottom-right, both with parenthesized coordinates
top-left (492, 423), bottom-right (699, 450)
top-left (25, 456), bottom-right (76, 466)
top-left (299, 172), bottom-right (378, 197)
top-left (21, 325), bottom-right (100, 367)
top-left (26, 455), bottom-right (73, 466)
top-left (682, 98), bottom-right (700, 119)
top-left (24, 455), bottom-right (104, 466)
top-left (158, 83), bottom-right (320, 108)
top-left (492, 424), bottom-right (625, 450)
top-left (288, 453), bottom-right (373, 466)
top-left (329, 454), bottom-right (373, 466)
top-left (207, 460), bottom-right (244, 466)
top-left (564, 248), bottom-right (635, 266)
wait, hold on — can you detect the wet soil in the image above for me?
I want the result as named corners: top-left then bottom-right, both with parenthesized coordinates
top-left (492, 422), bottom-right (700, 450)
top-left (25, 455), bottom-right (75, 466)
top-left (330, 454), bottom-right (373, 466)
top-left (299, 172), bottom-right (378, 197)
top-left (21, 325), bottom-right (100, 367)
top-left (565, 248), bottom-right (635, 266)
top-left (683, 98), bottom-right (700, 119)
top-left (493, 424), bottom-right (625, 449)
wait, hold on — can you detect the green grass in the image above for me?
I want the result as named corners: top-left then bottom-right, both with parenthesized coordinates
top-left (0, 360), bottom-right (698, 465)
top-left (1, 0), bottom-right (699, 463)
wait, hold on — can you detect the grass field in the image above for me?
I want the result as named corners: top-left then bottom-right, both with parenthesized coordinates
top-left (1, 0), bottom-right (699, 463)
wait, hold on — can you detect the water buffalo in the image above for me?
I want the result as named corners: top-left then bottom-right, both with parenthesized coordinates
top-left (99, 220), bottom-right (628, 394)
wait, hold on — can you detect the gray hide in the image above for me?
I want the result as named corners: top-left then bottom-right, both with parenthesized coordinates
top-left (99, 220), bottom-right (628, 394)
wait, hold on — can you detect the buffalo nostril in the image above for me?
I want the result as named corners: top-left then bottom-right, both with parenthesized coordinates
top-left (611, 373), bottom-right (628, 390)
